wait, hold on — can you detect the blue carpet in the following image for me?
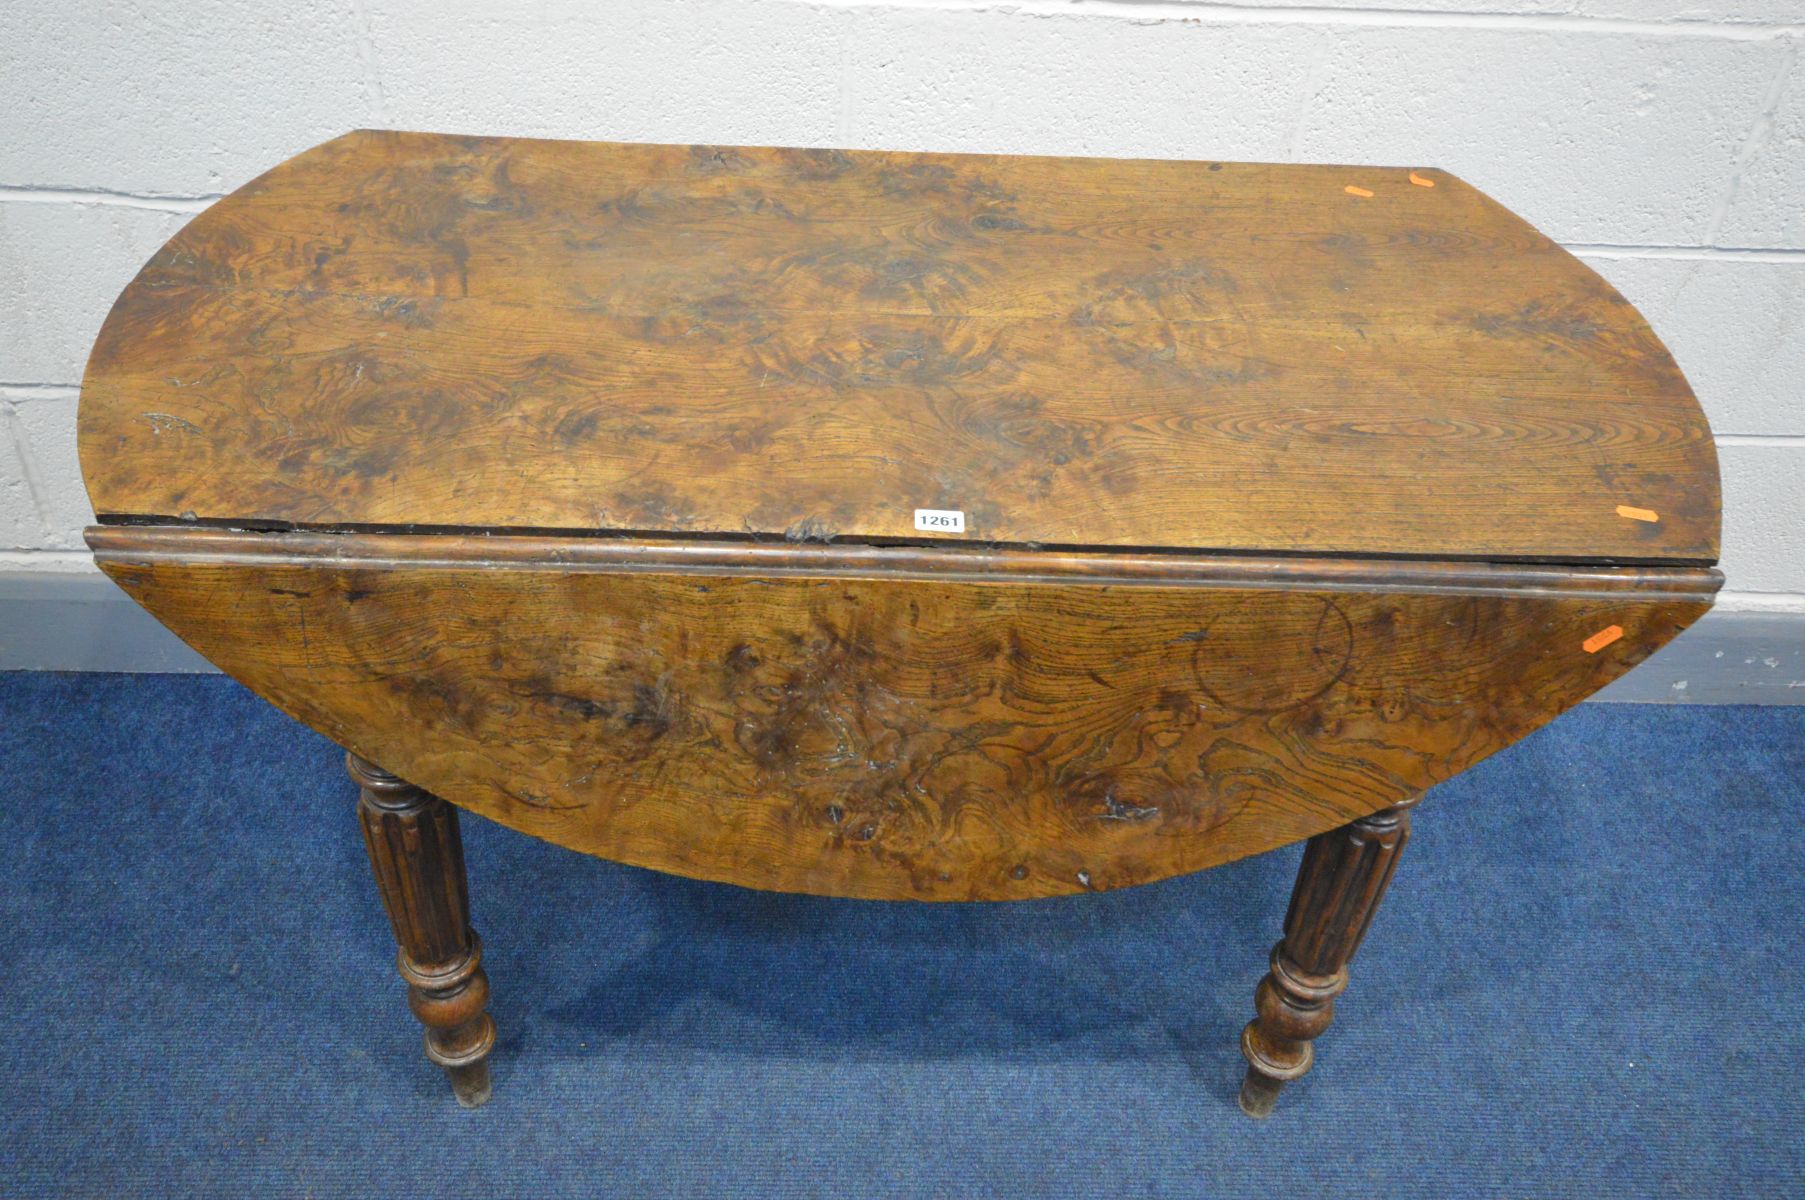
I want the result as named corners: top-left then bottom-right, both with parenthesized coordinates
top-left (0, 671), bottom-right (1800, 1198)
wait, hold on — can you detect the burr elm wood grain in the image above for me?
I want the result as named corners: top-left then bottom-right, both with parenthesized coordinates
top-left (90, 526), bottom-right (1715, 901)
top-left (78, 129), bottom-right (1718, 562)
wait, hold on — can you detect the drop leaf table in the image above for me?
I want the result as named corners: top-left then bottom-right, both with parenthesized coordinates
top-left (78, 131), bottom-right (1721, 1115)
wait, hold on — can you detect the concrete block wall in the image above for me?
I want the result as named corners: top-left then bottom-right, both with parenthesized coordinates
top-left (2, 0), bottom-right (1801, 617)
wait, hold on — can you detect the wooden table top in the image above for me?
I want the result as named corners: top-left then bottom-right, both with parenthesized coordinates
top-left (79, 132), bottom-right (1723, 900)
top-left (79, 129), bottom-right (1717, 565)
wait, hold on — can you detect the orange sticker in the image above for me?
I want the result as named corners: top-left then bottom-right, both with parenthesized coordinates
top-left (1409, 171), bottom-right (1435, 188)
top-left (1583, 625), bottom-right (1624, 654)
top-left (1615, 504), bottom-right (1659, 523)
top-left (1344, 185), bottom-right (1374, 198)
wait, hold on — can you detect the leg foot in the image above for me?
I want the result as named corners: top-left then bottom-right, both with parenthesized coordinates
top-left (1238, 796), bottom-right (1416, 1117)
top-left (447, 1061), bottom-right (493, 1110)
top-left (350, 751), bottom-right (498, 1108)
top-left (1237, 1066), bottom-right (1284, 1119)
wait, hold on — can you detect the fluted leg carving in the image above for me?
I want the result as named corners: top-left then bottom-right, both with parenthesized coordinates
top-left (1238, 796), bottom-right (1418, 1118)
top-left (349, 752), bottom-right (496, 1108)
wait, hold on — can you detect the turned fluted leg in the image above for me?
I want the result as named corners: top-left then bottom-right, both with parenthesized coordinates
top-left (348, 752), bottom-right (497, 1108)
top-left (1239, 796), bottom-right (1418, 1118)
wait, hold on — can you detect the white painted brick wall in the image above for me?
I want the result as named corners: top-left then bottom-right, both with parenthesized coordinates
top-left (0, 0), bottom-right (376, 196)
top-left (0, 202), bottom-right (194, 384)
top-left (1, 0), bottom-right (1799, 607)
top-left (8, 395), bottom-right (91, 552)
top-left (1718, 53), bottom-right (1805, 248)
top-left (1718, 443), bottom-right (1805, 595)
top-left (1582, 254), bottom-right (1805, 435)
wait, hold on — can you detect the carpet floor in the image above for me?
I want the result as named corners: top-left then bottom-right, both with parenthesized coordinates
top-left (0, 671), bottom-right (1800, 1198)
